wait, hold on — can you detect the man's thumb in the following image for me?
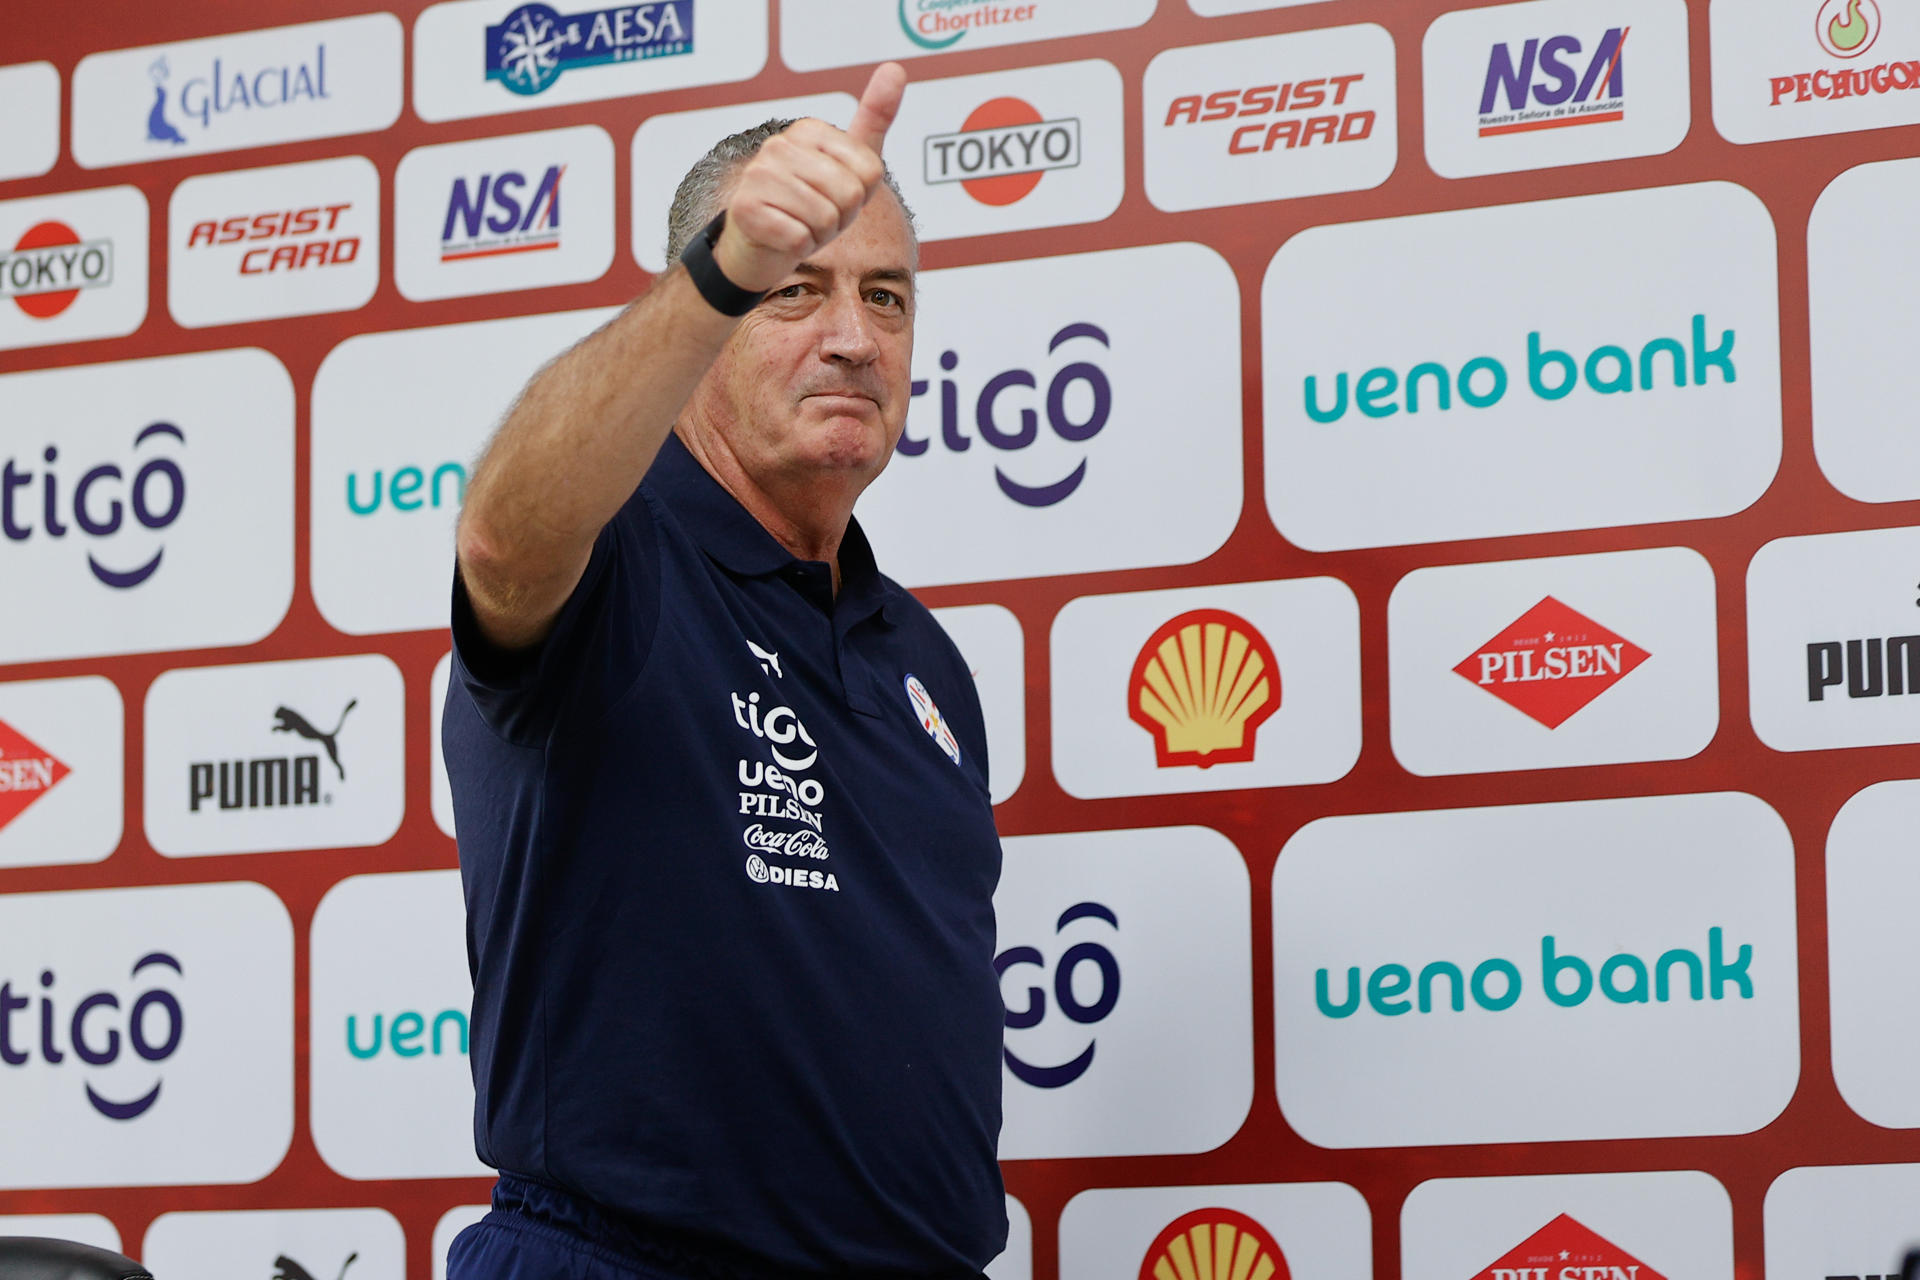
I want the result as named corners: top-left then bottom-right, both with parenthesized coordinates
top-left (847, 61), bottom-right (907, 157)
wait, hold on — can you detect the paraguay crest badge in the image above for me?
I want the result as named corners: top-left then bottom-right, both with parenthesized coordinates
top-left (904, 674), bottom-right (962, 765)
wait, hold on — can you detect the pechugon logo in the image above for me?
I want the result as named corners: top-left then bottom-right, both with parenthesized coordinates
top-left (1139, 1208), bottom-right (1289, 1280)
top-left (1455, 596), bottom-right (1649, 729)
top-left (0, 718), bottom-right (70, 833)
top-left (1770, 0), bottom-right (1915, 106)
top-left (1129, 609), bottom-right (1279, 768)
top-left (486, 3), bottom-right (693, 97)
top-left (1474, 1214), bottom-right (1667, 1280)
top-left (996, 900), bottom-right (1120, 1088)
top-left (2, 951), bottom-right (185, 1120)
top-left (898, 0), bottom-right (1039, 51)
top-left (1819, 0), bottom-right (1881, 59)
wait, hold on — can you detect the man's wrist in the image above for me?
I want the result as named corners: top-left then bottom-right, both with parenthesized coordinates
top-left (679, 211), bottom-right (766, 317)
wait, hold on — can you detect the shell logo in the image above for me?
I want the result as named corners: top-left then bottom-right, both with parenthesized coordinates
top-left (1138, 1207), bottom-right (1291, 1280)
top-left (1128, 609), bottom-right (1280, 768)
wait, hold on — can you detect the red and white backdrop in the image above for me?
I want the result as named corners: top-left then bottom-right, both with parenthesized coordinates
top-left (4, 0), bottom-right (1920, 1276)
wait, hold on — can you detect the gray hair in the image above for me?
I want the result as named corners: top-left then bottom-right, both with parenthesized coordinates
top-left (664, 117), bottom-right (917, 265)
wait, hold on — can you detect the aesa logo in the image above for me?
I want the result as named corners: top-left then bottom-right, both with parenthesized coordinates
top-left (1139, 1208), bottom-right (1289, 1280)
top-left (441, 164), bottom-right (563, 262)
top-left (486, 3), bottom-right (693, 97)
top-left (1, 951), bottom-right (184, 1121)
top-left (1129, 609), bottom-right (1279, 768)
top-left (899, 0), bottom-right (1041, 52)
top-left (1478, 27), bottom-right (1628, 137)
top-left (996, 900), bottom-right (1120, 1088)
top-left (1455, 596), bottom-right (1650, 729)
top-left (1473, 1213), bottom-right (1667, 1280)
top-left (923, 97), bottom-right (1078, 206)
top-left (0, 222), bottom-right (113, 318)
top-left (0, 718), bottom-right (70, 835)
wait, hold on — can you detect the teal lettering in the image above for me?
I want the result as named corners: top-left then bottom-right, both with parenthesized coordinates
top-left (1656, 947), bottom-right (1703, 1001)
top-left (1304, 373), bottom-right (1348, 424)
top-left (1406, 361), bottom-right (1451, 414)
top-left (1692, 315), bottom-right (1736, 385)
top-left (390, 467), bottom-right (425, 511)
top-left (432, 461), bottom-right (468, 508)
top-left (1459, 357), bottom-right (1506, 408)
top-left (1368, 963), bottom-right (1412, 1015)
top-left (1709, 926), bottom-right (1753, 998)
top-left (1418, 960), bottom-right (1464, 1013)
top-left (346, 471), bottom-right (382, 516)
top-left (432, 1008), bottom-right (469, 1055)
top-left (1639, 336), bottom-right (1686, 389)
top-left (1600, 952), bottom-right (1649, 1003)
top-left (1315, 966), bottom-right (1361, 1017)
top-left (1529, 331), bottom-right (1577, 400)
top-left (1584, 344), bottom-right (1633, 394)
top-left (1542, 935), bottom-right (1592, 1007)
top-left (1472, 957), bottom-right (1521, 1010)
top-left (346, 1013), bottom-right (381, 1059)
top-left (1355, 367), bottom-right (1400, 418)
top-left (390, 1011), bottom-right (425, 1056)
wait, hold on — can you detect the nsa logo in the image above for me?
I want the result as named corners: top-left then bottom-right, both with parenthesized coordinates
top-left (1454, 596), bottom-right (1649, 729)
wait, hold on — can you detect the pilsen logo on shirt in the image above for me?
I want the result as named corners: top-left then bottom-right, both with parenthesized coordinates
top-left (1473, 1213), bottom-right (1667, 1280)
top-left (1454, 596), bottom-right (1650, 728)
top-left (0, 718), bottom-right (71, 832)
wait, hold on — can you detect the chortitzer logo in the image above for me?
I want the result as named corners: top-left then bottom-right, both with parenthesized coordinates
top-left (898, 0), bottom-right (1039, 52)
top-left (1455, 596), bottom-right (1650, 729)
top-left (996, 901), bottom-right (1120, 1088)
top-left (900, 321), bottom-right (1112, 507)
top-left (923, 98), bottom-right (1079, 206)
top-left (0, 222), bottom-right (114, 319)
top-left (485, 3), bottom-right (693, 97)
top-left (184, 204), bottom-right (361, 275)
top-left (187, 700), bottom-right (356, 813)
top-left (441, 165), bottom-right (563, 262)
top-left (3, 421), bottom-right (186, 589)
top-left (143, 42), bottom-right (331, 146)
top-left (0, 717), bottom-right (70, 834)
top-left (1478, 27), bottom-right (1628, 137)
top-left (1162, 75), bottom-right (1375, 155)
top-left (0, 951), bottom-right (185, 1120)
top-left (1474, 1213), bottom-right (1668, 1280)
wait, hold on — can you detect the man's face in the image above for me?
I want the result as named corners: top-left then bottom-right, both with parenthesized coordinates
top-left (694, 186), bottom-right (917, 493)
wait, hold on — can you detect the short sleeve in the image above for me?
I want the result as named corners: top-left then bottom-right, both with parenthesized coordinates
top-left (450, 485), bottom-right (660, 746)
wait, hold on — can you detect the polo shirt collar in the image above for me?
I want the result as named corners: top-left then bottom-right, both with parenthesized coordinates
top-left (647, 432), bottom-right (896, 621)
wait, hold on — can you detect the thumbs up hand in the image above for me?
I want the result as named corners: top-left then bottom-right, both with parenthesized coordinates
top-left (712, 62), bottom-right (908, 294)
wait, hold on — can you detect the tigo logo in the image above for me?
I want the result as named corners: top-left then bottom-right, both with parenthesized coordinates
top-left (485, 2), bottom-right (693, 96)
top-left (924, 98), bottom-right (1077, 204)
top-left (72, 16), bottom-right (402, 169)
top-left (1129, 610), bottom-right (1279, 769)
top-left (1144, 26), bottom-right (1397, 212)
top-left (2, 223), bottom-right (113, 318)
top-left (1138, 1209), bottom-right (1288, 1280)
top-left (1475, 1215), bottom-right (1667, 1280)
top-left (0, 719), bottom-right (69, 834)
top-left (1478, 27), bottom-right (1627, 136)
top-left (997, 901), bottom-right (1120, 1089)
top-left (1455, 596), bottom-right (1650, 729)
top-left (4, 421), bottom-right (187, 590)
top-left (1, 951), bottom-right (183, 1120)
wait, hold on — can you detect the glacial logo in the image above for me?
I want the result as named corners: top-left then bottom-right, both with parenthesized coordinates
top-left (441, 165), bottom-right (562, 262)
top-left (346, 1005), bottom-right (467, 1060)
top-left (345, 459), bottom-right (466, 517)
top-left (900, 321), bottom-right (1112, 506)
top-left (3, 422), bottom-right (186, 589)
top-left (1, 952), bottom-right (184, 1120)
top-left (899, 0), bottom-right (1041, 52)
top-left (1314, 929), bottom-right (1754, 1019)
top-left (182, 204), bottom-right (362, 276)
top-left (1478, 28), bottom-right (1629, 138)
top-left (1302, 316), bottom-right (1736, 423)
top-left (143, 46), bottom-right (331, 147)
top-left (486, 3), bottom-right (693, 97)
top-left (923, 98), bottom-right (1078, 206)
top-left (0, 222), bottom-right (114, 318)
top-left (997, 900), bottom-right (1120, 1088)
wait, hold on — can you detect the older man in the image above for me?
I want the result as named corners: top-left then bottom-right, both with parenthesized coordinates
top-left (440, 63), bottom-right (1008, 1280)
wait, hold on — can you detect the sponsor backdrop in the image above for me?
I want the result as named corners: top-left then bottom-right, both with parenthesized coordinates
top-left (4, 1), bottom-right (1920, 1278)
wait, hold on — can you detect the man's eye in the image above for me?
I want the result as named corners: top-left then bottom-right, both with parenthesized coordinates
top-left (773, 284), bottom-right (806, 299)
top-left (870, 289), bottom-right (900, 308)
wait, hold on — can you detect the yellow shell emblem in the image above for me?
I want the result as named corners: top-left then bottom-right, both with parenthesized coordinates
top-left (1129, 608), bottom-right (1281, 768)
top-left (1138, 1207), bottom-right (1291, 1280)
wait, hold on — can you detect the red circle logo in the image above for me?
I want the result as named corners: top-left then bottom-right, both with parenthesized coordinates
top-left (1138, 1208), bottom-right (1291, 1280)
top-left (959, 97), bottom-right (1047, 207)
top-left (11, 221), bottom-right (83, 319)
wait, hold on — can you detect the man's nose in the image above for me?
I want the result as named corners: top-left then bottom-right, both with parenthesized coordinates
top-left (817, 287), bottom-right (880, 364)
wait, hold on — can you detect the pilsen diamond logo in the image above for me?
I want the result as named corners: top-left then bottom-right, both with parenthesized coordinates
top-left (1472, 1212), bottom-right (1668, 1280)
top-left (0, 717), bottom-right (71, 832)
top-left (1453, 596), bottom-right (1650, 729)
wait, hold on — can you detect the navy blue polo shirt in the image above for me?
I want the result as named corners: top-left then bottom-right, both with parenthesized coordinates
top-left (442, 432), bottom-right (1007, 1277)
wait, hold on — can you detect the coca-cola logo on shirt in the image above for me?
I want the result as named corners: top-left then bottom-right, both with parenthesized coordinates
top-left (742, 823), bottom-right (830, 860)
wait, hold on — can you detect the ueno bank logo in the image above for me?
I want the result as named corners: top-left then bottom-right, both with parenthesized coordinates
top-left (1129, 609), bottom-right (1279, 769)
top-left (1478, 26), bottom-right (1628, 136)
top-left (923, 97), bottom-right (1078, 205)
top-left (0, 223), bottom-right (114, 318)
top-left (899, 320), bottom-right (1111, 507)
top-left (3, 421), bottom-right (186, 590)
top-left (442, 164), bottom-right (563, 261)
top-left (1456, 596), bottom-right (1650, 729)
top-left (1139, 1209), bottom-right (1288, 1280)
top-left (486, 2), bottom-right (693, 97)
top-left (0, 719), bottom-right (70, 833)
top-left (997, 900), bottom-right (1120, 1088)
top-left (899, 0), bottom-right (1040, 51)
top-left (3, 951), bottom-right (183, 1121)
top-left (1476, 1214), bottom-right (1667, 1280)
top-left (346, 459), bottom-right (467, 517)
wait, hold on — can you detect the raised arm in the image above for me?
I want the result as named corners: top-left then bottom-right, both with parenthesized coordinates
top-left (454, 62), bottom-right (907, 651)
